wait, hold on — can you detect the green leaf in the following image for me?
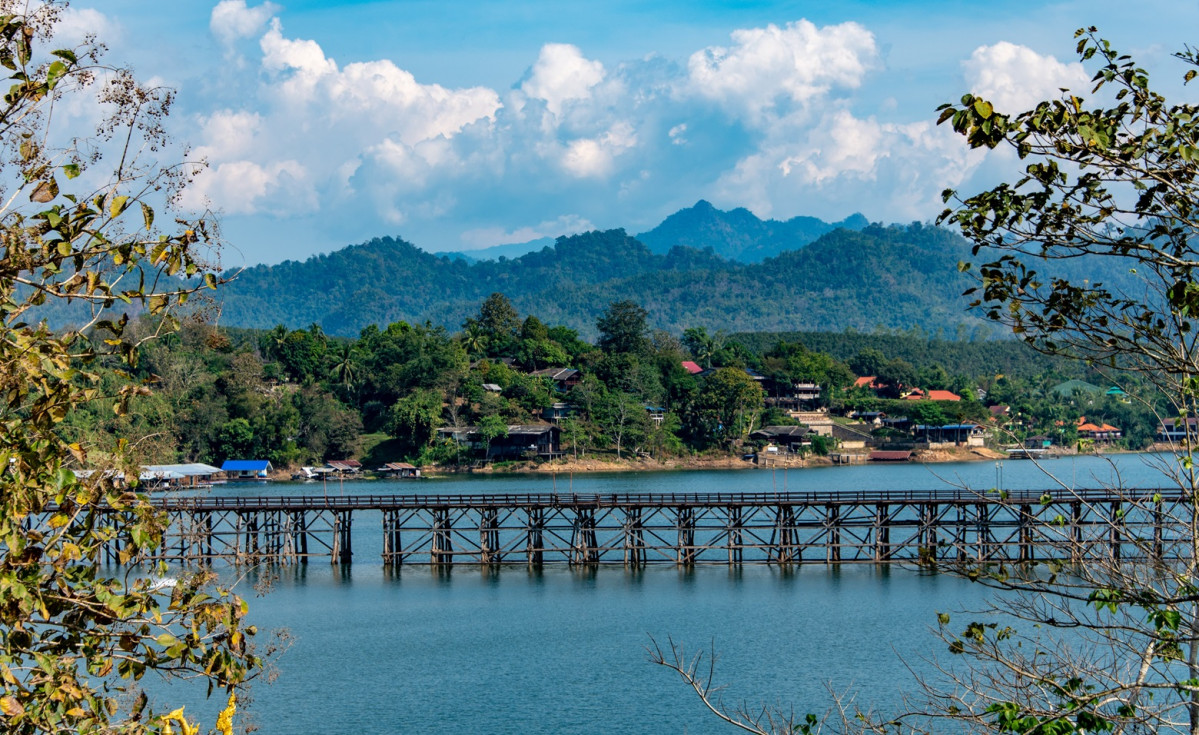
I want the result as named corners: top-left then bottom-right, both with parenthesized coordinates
top-left (973, 99), bottom-right (994, 119)
top-left (62, 163), bottom-right (80, 179)
top-left (140, 202), bottom-right (154, 231)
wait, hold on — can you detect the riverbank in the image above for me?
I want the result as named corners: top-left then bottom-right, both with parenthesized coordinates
top-left (422, 444), bottom-right (1010, 476)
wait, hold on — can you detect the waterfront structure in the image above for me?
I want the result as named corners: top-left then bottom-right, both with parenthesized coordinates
top-left (74, 489), bottom-right (1186, 567)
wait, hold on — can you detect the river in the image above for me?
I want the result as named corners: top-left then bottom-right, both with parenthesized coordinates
top-left (155, 453), bottom-right (1181, 733)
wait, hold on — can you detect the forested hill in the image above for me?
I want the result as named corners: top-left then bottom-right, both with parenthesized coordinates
top-left (215, 222), bottom-right (993, 338)
top-left (635, 199), bottom-right (869, 262)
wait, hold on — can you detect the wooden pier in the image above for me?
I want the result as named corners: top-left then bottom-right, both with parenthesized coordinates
top-left (68, 489), bottom-right (1198, 567)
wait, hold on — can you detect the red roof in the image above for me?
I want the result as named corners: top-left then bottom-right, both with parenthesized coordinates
top-left (905, 388), bottom-right (960, 401)
top-left (853, 375), bottom-right (877, 388)
top-left (681, 361), bottom-right (703, 375)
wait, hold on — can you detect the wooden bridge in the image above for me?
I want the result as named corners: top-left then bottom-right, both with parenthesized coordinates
top-left (82, 489), bottom-right (1196, 567)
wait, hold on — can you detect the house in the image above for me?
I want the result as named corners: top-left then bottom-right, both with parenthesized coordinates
top-left (221, 459), bottom-right (274, 480)
top-left (854, 411), bottom-right (885, 425)
top-left (853, 375), bottom-right (880, 389)
top-left (764, 380), bottom-right (822, 410)
top-left (543, 402), bottom-right (573, 422)
top-left (1159, 417), bottom-right (1199, 442)
top-left (481, 383), bottom-right (502, 393)
top-left (436, 424), bottom-right (563, 460)
top-left (141, 463), bottom-right (223, 489)
top-left (1077, 417), bottom-right (1122, 442)
top-left (914, 423), bottom-right (986, 446)
top-left (1024, 435), bottom-right (1053, 449)
top-left (327, 459), bottom-right (363, 475)
top-left (749, 425), bottom-right (812, 452)
top-left (377, 462), bottom-right (420, 478)
top-left (680, 361), bottom-right (704, 375)
top-left (529, 367), bottom-right (582, 391)
top-left (644, 406), bottom-right (666, 424)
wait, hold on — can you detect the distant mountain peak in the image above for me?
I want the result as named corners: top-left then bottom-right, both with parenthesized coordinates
top-left (636, 202), bottom-right (867, 263)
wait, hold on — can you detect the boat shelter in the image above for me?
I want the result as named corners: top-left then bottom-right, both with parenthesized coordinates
top-left (221, 459), bottom-right (274, 480)
top-left (142, 463), bottom-right (223, 488)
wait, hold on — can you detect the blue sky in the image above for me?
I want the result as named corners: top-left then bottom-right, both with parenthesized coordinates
top-left (70, 1), bottom-right (1199, 265)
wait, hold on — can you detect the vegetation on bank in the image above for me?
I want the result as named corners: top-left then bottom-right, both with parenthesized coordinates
top-left (65, 292), bottom-right (1168, 471)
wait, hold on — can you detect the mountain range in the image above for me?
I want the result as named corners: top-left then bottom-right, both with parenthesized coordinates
top-left (213, 201), bottom-right (1000, 338)
top-left (435, 201), bottom-right (869, 264)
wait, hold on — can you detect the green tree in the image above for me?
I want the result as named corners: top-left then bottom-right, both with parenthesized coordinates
top-left (0, 6), bottom-right (257, 732)
top-left (477, 414), bottom-right (509, 459)
top-left (920, 28), bottom-right (1199, 733)
top-left (596, 299), bottom-right (650, 355)
top-left (692, 368), bottom-right (764, 446)
top-left (386, 388), bottom-right (444, 454)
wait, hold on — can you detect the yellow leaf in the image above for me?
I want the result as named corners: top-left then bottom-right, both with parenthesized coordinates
top-left (0, 695), bottom-right (24, 716)
top-left (215, 692), bottom-right (237, 735)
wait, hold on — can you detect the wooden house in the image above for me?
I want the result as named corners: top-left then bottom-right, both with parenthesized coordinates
top-left (221, 459), bottom-right (274, 480)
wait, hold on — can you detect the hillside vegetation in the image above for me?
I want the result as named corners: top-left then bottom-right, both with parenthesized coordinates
top-left (217, 220), bottom-right (991, 338)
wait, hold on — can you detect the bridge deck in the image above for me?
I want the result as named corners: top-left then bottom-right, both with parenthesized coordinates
top-left (54, 488), bottom-right (1193, 567)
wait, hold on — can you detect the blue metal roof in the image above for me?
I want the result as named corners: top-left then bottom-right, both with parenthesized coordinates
top-left (222, 460), bottom-right (271, 471)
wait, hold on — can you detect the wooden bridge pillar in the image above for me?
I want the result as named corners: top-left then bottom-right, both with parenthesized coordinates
top-left (1109, 502), bottom-right (1122, 560)
top-left (332, 511), bottom-right (353, 564)
top-left (1153, 497), bottom-right (1164, 561)
top-left (382, 509), bottom-right (402, 565)
top-left (677, 507), bottom-right (696, 565)
top-left (874, 504), bottom-right (890, 562)
top-left (291, 511), bottom-right (308, 563)
top-left (975, 503), bottom-right (992, 562)
top-left (571, 507), bottom-right (598, 565)
top-left (773, 505), bottom-right (797, 564)
top-left (1018, 504), bottom-right (1033, 562)
top-left (623, 507), bottom-right (645, 568)
top-left (727, 506), bottom-right (743, 565)
top-left (526, 507), bottom-right (545, 567)
top-left (920, 503), bottom-right (939, 563)
top-left (1071, 501), bottom-right (1083, 562)
top-left (480, 507), bottom-right (501, 564)
top-left (431, 507), bottom-right (452, 565)
top-left (826, 504), bottom-right (840, 563)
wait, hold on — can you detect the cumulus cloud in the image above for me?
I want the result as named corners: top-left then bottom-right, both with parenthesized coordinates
top-left (55, 7), bottom-right (120, 46)
top-left (963, 42), bottom-right (1089, 113)
top-left (713, 109), bottom-right (982, 221)
top-left (520, 43), bottom-right (606, 117)
top-left (211, 0), bottom-right (279, 46)
top-left (688, 20), bottom-right (877, 121)
top-left (171, 10), bottom-right (1016, 259)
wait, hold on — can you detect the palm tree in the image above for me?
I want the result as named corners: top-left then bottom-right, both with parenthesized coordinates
top-left (461, 324), bottom-right (489, 359)
top-left (328, 343), bottom-right (359, 396)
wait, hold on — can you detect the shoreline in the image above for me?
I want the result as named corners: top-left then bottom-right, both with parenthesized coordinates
top-left (270, 443), bottom-right (1175, 481)
top-left (418, 444), bottom-right (1012, 477)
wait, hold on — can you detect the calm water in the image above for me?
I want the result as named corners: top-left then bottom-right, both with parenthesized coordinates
top-left (156, 454), bottom-right (1178, 734)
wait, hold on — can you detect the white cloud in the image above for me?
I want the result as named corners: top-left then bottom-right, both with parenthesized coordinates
top-left (181, 159), bottom-right (312, 215)
top-left (211, 0), bottom-right (279, 46)
top-left (714, 109), bottom-right (983, 221)
top-left (55, 8), bottom-right (120, 46)
top-left (688, 20), bottom-right (877, 121)
top-left (560, 122), bottom-right (637, 178)
top-left (192, 109), bottom-right (262, 161)
top-left (963, 42), bottom-right (1089, 113)
top-left (520, 43), bottom-right (606, 117)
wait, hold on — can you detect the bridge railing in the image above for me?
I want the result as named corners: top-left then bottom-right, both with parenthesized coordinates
top-left (137, 487), bottom-right (1186, 512)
